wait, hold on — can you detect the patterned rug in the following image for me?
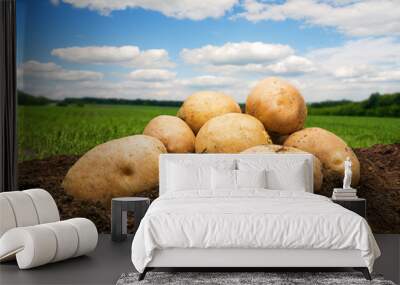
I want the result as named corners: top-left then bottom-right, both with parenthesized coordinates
top-left (116, 271), bottom-right (396, 285)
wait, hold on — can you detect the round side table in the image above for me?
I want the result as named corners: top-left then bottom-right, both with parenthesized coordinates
top-left (111, 197), bottom-right (150, 242)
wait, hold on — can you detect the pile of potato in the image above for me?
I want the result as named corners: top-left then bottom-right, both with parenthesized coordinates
top-left (63, 77), bottom-right (360, 206)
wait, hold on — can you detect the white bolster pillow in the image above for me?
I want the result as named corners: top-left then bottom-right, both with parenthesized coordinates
top-left (0, 191), bottom-right (39, 227)
top-left (42, 221), bottom-right (79, 262)
top-left (0, 218), bottom-right (98, 269)
top-left (0, 226), bottom-right (57, 268)
top-left (23, 189), bottom-right (60, 224)
top-left (0, 189), bottom-right (60, 238)
top-left (0, 196), bottom-right (17, 237)
top-left (64, 218), bottom-right (98, 257)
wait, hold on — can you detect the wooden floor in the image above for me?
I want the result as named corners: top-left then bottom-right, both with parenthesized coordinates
top-left (0, 234), bottom-right (399, 285)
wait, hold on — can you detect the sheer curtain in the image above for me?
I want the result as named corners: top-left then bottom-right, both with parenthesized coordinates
top-left (0, 0), bottom-right (17, 192)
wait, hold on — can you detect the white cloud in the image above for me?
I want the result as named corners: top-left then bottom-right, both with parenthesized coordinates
top-left (330, 63), bottom-right (400, 84)
top-left (333, 65), bottom-right (374, 79)
top-left (296, 73), bottom-right (400, 102)
top-left (18, 69), bottom-right (247, 102)
top-left (263, 55), bottom-right (315, 74)
top-left (128, 69), bottom-right (176, 81)
top-left (20, 77), bottom-right (186, 101)
top-left (19, 60), bottom-right (103, 81)
top-left (52, 46), bottom-right (139, 63)
top-left (181, 41), bottom-right (293, 66)
top-left (129, 49), bottom-right (175, 68)
top-left (54, 0), bottom-right (400, 38)
top-left (180, 75), bottom-right (237, 88)
top-left (339, 69), bottom-right (400, 83)
top-left (18, 38), bottom-right (400, 103)
top-left (285, 37), bottom-right (400, 101)
top-left (370, 70), bottom-right (400, 82)
top-left (307, 37), bottom-right (400, 83)
top-left (308, 37), bottom-right (400, 67)
top-left (51, 46), bottom-right (174, 68)
top-left (62, 0), bottom-right (237, 19)
top-left (237, 0), bottom-right (400, 37)
top-left (181, 42), bottom-right (314, 76)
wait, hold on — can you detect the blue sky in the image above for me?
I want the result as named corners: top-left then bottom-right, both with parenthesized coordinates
top-left (17, 0), bottom-right (400, 102)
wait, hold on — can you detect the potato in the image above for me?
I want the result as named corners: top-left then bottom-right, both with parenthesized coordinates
top-left (284, 127), bottom-right (360, 186)
top-left (143, 115), bottom-right (195, 153)
top-left (241, 144), bottom-right (323, 192)
top-left (62, 135), bottom-right (166, 206)
top-left (177, 91), bottom-right (241, 134)
top-left (195, 113), bottom-right (272, 153)
top-left (246, 77), bottom-right (307, 135)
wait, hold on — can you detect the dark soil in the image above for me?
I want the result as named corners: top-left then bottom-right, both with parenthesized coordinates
top-left (355, 144), bottom-right (400, 233)
top-left (18, 155), bottom-right (110, 233)
top-left (317, 144), bottom-right (400, 233)
top-left (18, 144), bottom-right (400, 233)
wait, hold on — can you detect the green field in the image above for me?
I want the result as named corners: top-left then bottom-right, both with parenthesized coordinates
top-left (18, 105), bottom-right (400, 161)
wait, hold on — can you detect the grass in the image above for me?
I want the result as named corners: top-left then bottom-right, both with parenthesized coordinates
top-left (305, 115), bottom-right (400, 148)
top-left (18, 105), bottom-right (400, 161)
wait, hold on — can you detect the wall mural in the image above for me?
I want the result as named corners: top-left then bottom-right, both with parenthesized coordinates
top-left (17, 0), bottom-right (400, 233)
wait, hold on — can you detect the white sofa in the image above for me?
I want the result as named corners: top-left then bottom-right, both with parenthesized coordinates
top-left (0, 188), bottom-right (98, 269)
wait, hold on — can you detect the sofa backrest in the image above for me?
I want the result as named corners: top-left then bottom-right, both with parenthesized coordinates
top-left (159, 153), bottom-right (314, 196)
top-left (0, 189), bottom-right (60, 237)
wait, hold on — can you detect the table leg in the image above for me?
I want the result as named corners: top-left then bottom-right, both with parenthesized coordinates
top-left (121, 209), bottom-right (127, 238)
top-left (111, 201), bottom-right (126, 241)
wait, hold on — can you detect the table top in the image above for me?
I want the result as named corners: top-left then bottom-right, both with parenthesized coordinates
top-left (331, 198), bottom-right (366, 202)
top-left (112, 197), bottom-right (150, 202)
